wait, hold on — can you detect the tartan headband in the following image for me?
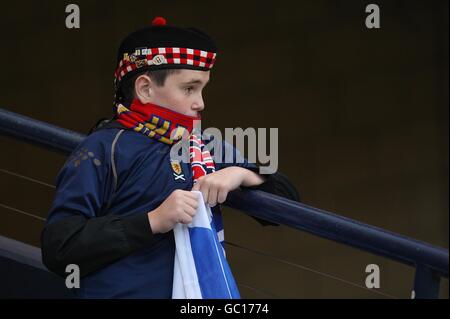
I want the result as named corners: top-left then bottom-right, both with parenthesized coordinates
top-left (114, 46), bottom-right (217, 83)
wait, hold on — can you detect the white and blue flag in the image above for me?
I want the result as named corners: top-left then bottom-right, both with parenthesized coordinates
top-left (172, 191), bottom-right (240, 299)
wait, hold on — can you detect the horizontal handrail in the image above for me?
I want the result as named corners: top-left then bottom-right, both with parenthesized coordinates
top-left (227, 190), bottom-right (448, 277)
top-left (0, 108), bottom-right (85, 154)
top-left (1, 107), bottom-right (448, 280)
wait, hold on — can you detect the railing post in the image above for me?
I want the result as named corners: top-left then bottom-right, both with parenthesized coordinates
top-left (412, 264), bottom-right (441, 299)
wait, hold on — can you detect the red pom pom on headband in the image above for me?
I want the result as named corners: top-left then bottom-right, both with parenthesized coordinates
top-left (152, 16), bottom-right (167, 26)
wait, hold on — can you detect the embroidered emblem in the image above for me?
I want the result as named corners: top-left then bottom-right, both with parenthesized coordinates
top-left (171, 160), bottom-right (182, 175)
top-left (129, 54), bottom-right (137, 63)
top-left (135, 59), bottom-right (148, 68)
top-left (152, 54), bottom-right (167, 65)
top-left (171, 159), bottom-right (185, 181)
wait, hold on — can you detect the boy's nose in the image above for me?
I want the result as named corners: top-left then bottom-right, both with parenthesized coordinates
top-left (192, 98), bottom-right (205, 112)
top-left (192, 104), bottom-right (204, 112)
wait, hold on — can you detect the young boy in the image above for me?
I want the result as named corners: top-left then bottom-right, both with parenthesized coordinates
top-left (41, 17), bottom-right (298, 298)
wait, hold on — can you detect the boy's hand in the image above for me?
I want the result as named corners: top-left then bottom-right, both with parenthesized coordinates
top-left (192, 167), bottom-right (265, 207)
top-left (148, 189), bottom-right (198, 234)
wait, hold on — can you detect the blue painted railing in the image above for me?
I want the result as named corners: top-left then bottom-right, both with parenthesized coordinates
top-left (0, 107), bottom-right (448, 298)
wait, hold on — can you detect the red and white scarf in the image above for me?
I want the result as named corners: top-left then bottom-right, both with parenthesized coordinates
top-left (116, 99), bottom-right (224, 241)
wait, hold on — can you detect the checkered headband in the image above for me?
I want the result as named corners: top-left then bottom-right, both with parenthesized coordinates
top-left (114, 47), bottom-right (217, 83)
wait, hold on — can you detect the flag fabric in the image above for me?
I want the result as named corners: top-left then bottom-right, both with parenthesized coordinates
top-left (172, 191), bottom-right (240, 299)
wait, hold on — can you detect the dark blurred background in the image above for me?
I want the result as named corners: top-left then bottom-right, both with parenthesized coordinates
top-left (0, 0), bottom-right (448, 298)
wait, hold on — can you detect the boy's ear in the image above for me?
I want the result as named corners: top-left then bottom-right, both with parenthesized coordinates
top-left (134, 74), bottom-right (153, 103)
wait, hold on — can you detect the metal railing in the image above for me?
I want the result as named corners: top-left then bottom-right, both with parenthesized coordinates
top-left (0, 107), bottom-right (448, 298)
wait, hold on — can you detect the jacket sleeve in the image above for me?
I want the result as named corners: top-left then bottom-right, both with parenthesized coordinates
top-left (41, 135), bottom-right (158, 278)
top-left (214, 140), bottom-right (300, 226)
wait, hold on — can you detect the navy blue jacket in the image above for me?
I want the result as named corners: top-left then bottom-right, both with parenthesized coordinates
top-left (41, 124), bottom-right (299, 298)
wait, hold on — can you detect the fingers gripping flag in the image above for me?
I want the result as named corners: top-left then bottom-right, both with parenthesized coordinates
top-left (172, 191), bottom-right (240, 299)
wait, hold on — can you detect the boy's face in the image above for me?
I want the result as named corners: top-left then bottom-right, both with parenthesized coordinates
top-left (148, 69), bottom-right (210, 117)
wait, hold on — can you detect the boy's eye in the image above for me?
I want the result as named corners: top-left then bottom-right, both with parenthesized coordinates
top-left (185, 87), bottom-right (194, 94)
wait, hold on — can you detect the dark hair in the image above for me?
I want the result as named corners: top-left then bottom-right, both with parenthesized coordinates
top-left (117, 68), bottom-right (180, 105)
